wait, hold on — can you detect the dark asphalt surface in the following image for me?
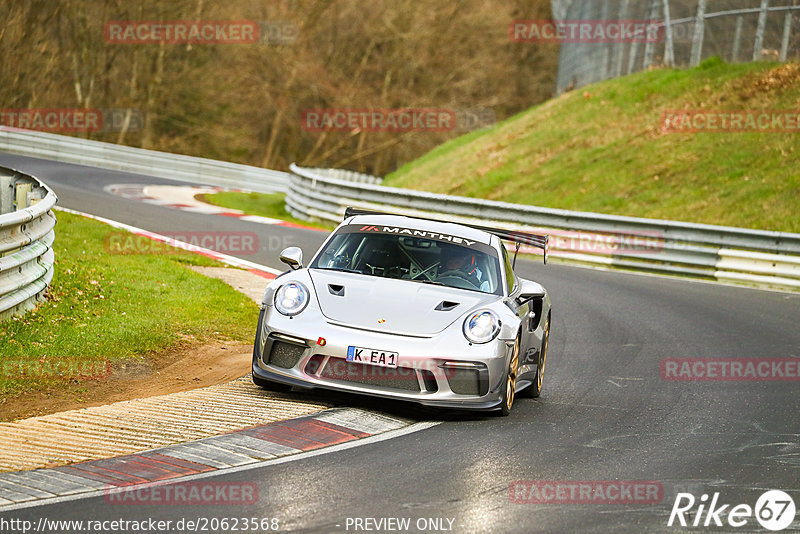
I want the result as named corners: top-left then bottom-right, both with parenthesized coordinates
top-left (1, 153), bottom-right (799, 533)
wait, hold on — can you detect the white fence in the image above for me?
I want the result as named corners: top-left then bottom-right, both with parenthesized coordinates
top-left (0, 167), bottom-right (57, 320)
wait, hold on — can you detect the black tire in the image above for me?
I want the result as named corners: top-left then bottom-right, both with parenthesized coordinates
top-left (497, 334), bottom-right (521, 417)
top-left (521, 314), bottom-right (550, 398)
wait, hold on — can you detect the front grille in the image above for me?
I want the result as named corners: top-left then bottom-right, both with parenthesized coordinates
top-left (447, 368), bottom-right (486, 396)
top-left (317, 358), bottom-right (421, 392)
top-left (266, 340), bottom-right (306, 369)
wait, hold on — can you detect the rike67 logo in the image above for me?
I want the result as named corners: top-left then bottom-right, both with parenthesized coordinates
top-left (668, 490), bottom-right (796, 531)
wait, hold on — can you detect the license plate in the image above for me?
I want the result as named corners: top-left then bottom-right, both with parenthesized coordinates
top-left (346, 346), bottom-right (398, 368)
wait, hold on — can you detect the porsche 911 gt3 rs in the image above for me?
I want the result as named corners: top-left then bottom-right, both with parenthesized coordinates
top-left (252, 208), bottom-right (551, 415)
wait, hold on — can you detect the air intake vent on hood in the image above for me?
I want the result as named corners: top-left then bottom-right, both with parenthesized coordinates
top-left (434, 300), bottom-right (459, 311)
top-left (328, 284), bottom-right (345, 296)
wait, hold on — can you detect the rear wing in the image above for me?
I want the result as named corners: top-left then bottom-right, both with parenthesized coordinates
top-left (343, 207), bottom-right (549, 264)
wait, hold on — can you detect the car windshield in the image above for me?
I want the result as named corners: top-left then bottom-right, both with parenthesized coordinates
top-left (310, 226), bottom-right (503, 295)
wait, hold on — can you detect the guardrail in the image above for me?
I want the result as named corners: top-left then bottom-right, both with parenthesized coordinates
top-left (0, 166), bottom-right (57, 320)
top-left (2, 128), bottom-right (796, 293)
top-left (288, 164), bottom-right (800, 292)
top-left (0, 127), bottom-right (290, 194)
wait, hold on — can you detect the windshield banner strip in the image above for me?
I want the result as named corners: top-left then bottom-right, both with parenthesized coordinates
top-left (335, 224), bottom-right (496, 253)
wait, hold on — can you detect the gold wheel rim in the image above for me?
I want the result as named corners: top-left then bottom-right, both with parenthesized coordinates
top-left (538, 320), bottom-right (549, 391)
top-left (506, 337), bottom-right (519, 410)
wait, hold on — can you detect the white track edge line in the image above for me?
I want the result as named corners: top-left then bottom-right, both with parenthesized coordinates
top-left (55, 206), bottom-right (282, 276)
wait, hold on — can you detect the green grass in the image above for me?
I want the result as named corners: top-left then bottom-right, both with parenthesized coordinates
top-left (384, 58), bottom-right (800, 233)
top-left (202, 192), bottom-right (335, 230)
top-left (0, 211), bottom-right (259, 398)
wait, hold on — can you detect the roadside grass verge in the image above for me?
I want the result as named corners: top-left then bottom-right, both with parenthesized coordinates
top-left (0, 211), bottom-right (260, 401)
top-left (384, 59), bottom-right (800, 233)
top-left (201, 192), bottom-right (335, 230)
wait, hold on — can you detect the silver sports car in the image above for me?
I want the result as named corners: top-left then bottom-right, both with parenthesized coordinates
top-left (252, 209), bottom-right (551, 415)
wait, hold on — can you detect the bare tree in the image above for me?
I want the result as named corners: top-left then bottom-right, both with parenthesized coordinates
top-left (1, 0), bottom-right (558, 175)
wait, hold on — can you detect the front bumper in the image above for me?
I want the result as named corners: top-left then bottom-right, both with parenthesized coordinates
top-left (252, 306), bottom-right (514, 411)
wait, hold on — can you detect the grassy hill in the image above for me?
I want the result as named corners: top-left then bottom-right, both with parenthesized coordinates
top-left (384, 58), bottom-right (800, 233)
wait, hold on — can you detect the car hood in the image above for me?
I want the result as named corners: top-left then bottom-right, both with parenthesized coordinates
top-left (308, 269), bottom-right (497, 336)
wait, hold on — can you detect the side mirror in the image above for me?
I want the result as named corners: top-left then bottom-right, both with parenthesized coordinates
top-left (516, 278), bottom-right (545, 305)
top-left (280, 247), bottom-right (303, 270)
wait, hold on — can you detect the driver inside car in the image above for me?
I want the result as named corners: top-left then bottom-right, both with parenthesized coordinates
top-left (438, 245), bottom-right (484, 289)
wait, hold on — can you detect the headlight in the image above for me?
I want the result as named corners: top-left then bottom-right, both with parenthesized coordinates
top-left (274, 282), bottom-right (309, 316)
top-left (463, 310), bottom-right (501, 344)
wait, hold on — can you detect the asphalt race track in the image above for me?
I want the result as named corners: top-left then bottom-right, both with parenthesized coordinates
top-left (1, 153), bottom-right (799, 533)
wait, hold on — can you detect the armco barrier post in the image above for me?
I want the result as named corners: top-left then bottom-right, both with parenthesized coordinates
top-left (16, 182), bottom-right (32, 210)
top-left (0, 174), bottom-right (13, 215)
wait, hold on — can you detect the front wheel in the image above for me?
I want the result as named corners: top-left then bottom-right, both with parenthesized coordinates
top-left (497, 334), bottom-right (521, 416)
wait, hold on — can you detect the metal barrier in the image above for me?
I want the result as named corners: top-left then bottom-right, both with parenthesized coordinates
top-left (0, 127), bottom-right (290, 194)
top-left (0, 166), bottom-right (57, 320)
top-left (2, 126), bottom-right (796, 292)
top-left (288, 164), bottom-right (800, 292)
